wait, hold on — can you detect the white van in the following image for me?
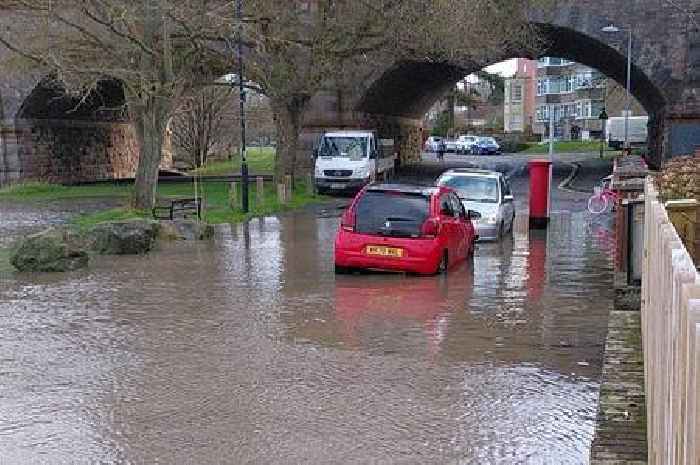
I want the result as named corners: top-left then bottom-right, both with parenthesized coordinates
top-left (607, 116), bottom-right (648, 149)
top-left (313, 131), bottom-right (396, 194)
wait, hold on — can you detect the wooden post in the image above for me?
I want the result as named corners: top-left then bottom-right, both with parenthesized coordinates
top-left (284, 175), bottom-right (293, 201)
top-left (307, 173), bottom-right (316, 195)
top-left (229, 181), bottom-right (239, 210)
top-left (277, 183), bottom-right (287, 204)
top-left (256, 176), bottom-right (264, 208)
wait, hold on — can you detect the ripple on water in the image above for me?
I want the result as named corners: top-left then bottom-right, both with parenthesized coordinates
top-left (0, 210), bottom-right (613, 464)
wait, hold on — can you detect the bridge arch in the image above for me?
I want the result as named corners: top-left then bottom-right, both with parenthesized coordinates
top-left (7, 78), bottom-right (173, 184)
top-left (357, 23), bottom-right (665, 119)
top-left (347, 22), bottom-right (669, 167)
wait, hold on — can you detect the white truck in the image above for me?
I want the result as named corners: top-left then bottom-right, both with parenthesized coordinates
top-left (607, 116), bottom-right (648, 149)
top-left (313, 130), bottom-right (396, 194)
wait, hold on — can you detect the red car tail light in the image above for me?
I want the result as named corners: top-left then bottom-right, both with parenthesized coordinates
top-left (421, 218), bottom-right (440, 238)
top-left (341, 209), bottom-right (356, 232)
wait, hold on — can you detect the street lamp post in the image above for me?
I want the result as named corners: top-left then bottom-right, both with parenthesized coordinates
top-left (236, 0), bottom-right (249, 213)
top-left (602, 24), bottom-right (633, 154)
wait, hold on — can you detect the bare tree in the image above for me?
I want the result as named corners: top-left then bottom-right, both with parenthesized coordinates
top-left (246, 94), bottom-right (275, 148)
top-left (0, 1), bottom-right (231, 210)
top-left (242, 0), bottom-right (541, 180)
top-left (0, 0), bottom-right (542, 202)
top-left (171, 85), bottom-right (234, 169)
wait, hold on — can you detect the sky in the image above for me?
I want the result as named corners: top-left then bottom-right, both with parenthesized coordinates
top-left (483, 59), bottom-right (518, 77)
top-left (461, 59), bottom-right (519, 84)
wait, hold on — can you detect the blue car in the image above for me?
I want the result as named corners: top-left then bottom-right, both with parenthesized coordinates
top-left (471, 137), bottom-right (501, 155)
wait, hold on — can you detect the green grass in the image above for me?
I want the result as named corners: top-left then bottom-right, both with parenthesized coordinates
top-left (65, 178), bottom-right (324, 226)
top-left (192, 147), bottom-right (276, 175)
top-left (0, 181), bottom-right (130, 200)
top-left (520, 140), bottom-right (613, 154)
top-left (72, 208), bottom-right (147, 229)
top-left (0, 247), bottom-right (13, 274)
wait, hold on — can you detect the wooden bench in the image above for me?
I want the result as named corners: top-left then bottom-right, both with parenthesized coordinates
top-left (152, 197), bottom-right (202, 221)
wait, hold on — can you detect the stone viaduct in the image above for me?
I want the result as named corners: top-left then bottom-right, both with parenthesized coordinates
top-left (0, 0), bottom-right (699, 184)
top-left (302, 0), bottom-right (700, 170)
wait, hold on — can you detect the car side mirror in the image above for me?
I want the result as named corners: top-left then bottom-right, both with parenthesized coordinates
top-left (468, 210), bottom-right (481, 220)
top-left (440, 207), bottom-right (452, 216)
top-left (370, 150), bottom-right (378, 160)
top-left (503, 195), bottom-right (514, 203)
top-left (312, 148), bottom-right (318, 159)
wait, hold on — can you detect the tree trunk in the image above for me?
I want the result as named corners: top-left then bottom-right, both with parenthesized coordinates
top-left (273, 96), bottom-right (307, 182)
top-left (0, 88), bottom-right (7, 177)
top-left (131, 94), bottom-right (171, 211)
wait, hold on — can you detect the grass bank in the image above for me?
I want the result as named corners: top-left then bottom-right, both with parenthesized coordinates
top-left (1, 178), bottom-right (325, 228)
top-left (192, 147), bottom-right (275, 176)
top-left (521, 140), bottom-right (614, 154)
top-left (0, 182), bottom-right (130, 200)
top-left (0, 247), bottom-right (13, 274)
top-left (72, 180), bottom-right (323, 227)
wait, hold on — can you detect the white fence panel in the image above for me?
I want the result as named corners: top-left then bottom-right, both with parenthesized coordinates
top-left (642, 178), bottom-right (700, 465)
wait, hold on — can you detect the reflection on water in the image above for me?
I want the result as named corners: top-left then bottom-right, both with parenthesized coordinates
top-left (0, 204), bottom-right (614, 464)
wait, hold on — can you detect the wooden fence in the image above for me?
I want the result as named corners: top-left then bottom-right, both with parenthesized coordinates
top-left (642, 178), bottom-right (700, 465)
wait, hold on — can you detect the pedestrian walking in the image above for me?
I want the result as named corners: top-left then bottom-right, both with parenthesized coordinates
top-left (437, 140), bottom-right (446, 162)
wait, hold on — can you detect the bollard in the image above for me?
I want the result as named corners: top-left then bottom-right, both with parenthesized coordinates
top-left (284, 175), bottom-right (293, 201)
top-left (277, 183), bottom-right (287, 204)
top-left (307, 173), bottom-right (316, 196)
top-left (229, 182), bottom-right (239, 210)
top-left (256, 176), bottom-right (264, 206)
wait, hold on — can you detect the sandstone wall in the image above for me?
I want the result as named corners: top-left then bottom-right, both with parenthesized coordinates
top-left (14, 119), bottom-right (172, 184)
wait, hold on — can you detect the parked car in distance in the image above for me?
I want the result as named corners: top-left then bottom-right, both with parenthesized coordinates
top-left (424, 136), bottom-right (444, 152)
top-left (471, 136), bottom-right (501, 155)
top-left (456, 135), bottom-right (477, 154)
top-left (334, 184), bottom-right (477, 275)
top-left (436, 169), bottom-right (515, 241)
top-left (444, 139), bottom-right (457, 153)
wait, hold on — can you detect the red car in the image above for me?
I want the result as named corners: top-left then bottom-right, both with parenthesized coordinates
top-left (334, 184), bottom-right (477, 275)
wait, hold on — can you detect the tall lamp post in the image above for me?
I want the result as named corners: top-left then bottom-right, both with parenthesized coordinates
top-left (602, 24), bottom-right (633, 154)
top-left (236, 0), bottom-right (249, 213)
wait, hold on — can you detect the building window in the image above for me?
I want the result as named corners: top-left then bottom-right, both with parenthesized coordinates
top-left (512, 84), bottom-right (522, 102)
top-left (538, 57), bottom-right (574, 68)
top-left (574, 100), bottom-right (603, 119)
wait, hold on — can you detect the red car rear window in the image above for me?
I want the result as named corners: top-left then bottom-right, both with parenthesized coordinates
top-left (354, 191), bottom-right (430, 237)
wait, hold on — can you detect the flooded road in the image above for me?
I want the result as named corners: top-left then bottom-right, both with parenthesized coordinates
top-left (0, 201), bottom-right (614, 464)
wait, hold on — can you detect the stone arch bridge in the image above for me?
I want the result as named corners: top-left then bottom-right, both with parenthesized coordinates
top-left (0, 0), bottom-right (699, 183)
top-left (303, 1), bottom-right (700, 170)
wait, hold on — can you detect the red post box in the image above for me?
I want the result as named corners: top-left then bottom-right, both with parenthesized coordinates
top-left (528, 159), bottom-right (552, 229)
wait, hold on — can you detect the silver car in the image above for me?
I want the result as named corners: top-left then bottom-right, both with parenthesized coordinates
top-left (436, 169), bottom-right (515, 241)
top-left (455, 135), bottom-right (477, 154)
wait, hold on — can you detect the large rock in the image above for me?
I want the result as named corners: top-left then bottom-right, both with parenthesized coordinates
top-left (89, 220), bottom-right (160, 255)
top-left (158, 220), bottom-right (215, 241)
top-left (11, 227), bottom-right (88, 272)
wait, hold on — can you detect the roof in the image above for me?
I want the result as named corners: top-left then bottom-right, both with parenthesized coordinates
top-left (366, 183), bottom-right (440, 196)
top-left (440, 168), bottom-right (502, 178)
top-left (324, 131), bottom-right (374, 138)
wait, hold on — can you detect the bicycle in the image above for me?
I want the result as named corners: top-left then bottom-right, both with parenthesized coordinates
top-left (587, 176), bottom-right (618, 214)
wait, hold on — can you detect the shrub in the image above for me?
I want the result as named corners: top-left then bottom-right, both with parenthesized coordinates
top-left (657, 154), bottom-right (700, 201)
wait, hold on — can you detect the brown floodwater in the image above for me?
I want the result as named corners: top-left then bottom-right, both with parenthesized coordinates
top-left (0, 200), bottom-right (615, 464)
